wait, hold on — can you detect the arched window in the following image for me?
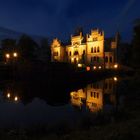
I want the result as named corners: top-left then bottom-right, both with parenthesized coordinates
top-left (97, 46), bottom-right (100, 52)
top-left (105, 56), bottom-right (108, 62)
top-left (94, 47), bottom-right (96, 53)
top-left (110, 56), bottom-right (112, 63)
top-left (74, 51), bottom-right (79, 55)
top-left (91, 47), bottom-right (93, 53)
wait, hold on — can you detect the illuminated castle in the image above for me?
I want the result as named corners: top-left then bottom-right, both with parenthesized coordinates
top-left (70, 77), bottom-right (117, 112)
top-left (51, 28), bottom-right (119, 69)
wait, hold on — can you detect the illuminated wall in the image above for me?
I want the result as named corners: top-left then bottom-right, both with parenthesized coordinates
top-left (86, 29), bottom-right (104, 67)
top-left (51, 38), bottom-right (65, 62)
top-left (66, 32), bottom-right (86, 64)
top-left (70, 89), bottom-right (86, 107)
top-left (86, 82), bottom-right (103, 112)
top-left (51, 28), bottom-right (118, 68)
top-left (70, 77), bottom-right (118, 112)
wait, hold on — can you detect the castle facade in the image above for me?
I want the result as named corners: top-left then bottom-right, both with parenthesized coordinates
top-left (51, 29), bottom-right (119, 69)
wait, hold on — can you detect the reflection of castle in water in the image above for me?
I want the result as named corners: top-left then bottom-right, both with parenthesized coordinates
top-left (70, 77), bottom-right (117, 112)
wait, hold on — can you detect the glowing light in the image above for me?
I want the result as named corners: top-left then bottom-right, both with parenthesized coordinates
top-left (13, 52), bottom-right (18, 57)
top-left (71, 58), bottom-right (74, 61)
top-left (7, 93), bottom-right (11, 98)
top-left (76, 58), bottom-right (79, 61)
top-left (5, 54), bottom-right (10, 59)
top-left (70, 92), bottom-right (74, 96)
top-left (14, 96), bottom-right (18, 101)
top-left (78, 63), bottom-right (82, 68)
top-left (114, 77), bottom-right (118, 81)
top-left (86, 66), bottom-right (90, 71)
top-left (98, 66), bottom-right (101, 69)
top-left (93, 66), bottom-right (97, 70)
top-left (114, 64), bottom-right (118, 69)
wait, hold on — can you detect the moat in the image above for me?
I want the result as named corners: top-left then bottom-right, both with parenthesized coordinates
top-left (0, 76), bottom-right (128, 128)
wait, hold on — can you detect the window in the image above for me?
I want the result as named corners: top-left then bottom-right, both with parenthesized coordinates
top-left (93, 37), bottom-right (97, 41)
top-left (94, 47), bottom-right (96, 53)
top-left (97, 46), bottom-right (100, 52)
top-left (110, 56), bottom-right (112, 63)
top-left (83, 50), bottom-right (85, 55)
top-left (91, 92), bottom-right (93, 97)
top-left (70, 51), bottom-right (71, 56)
top-left (97, 93), bottom-right (99, 98)
top-left (74, 51), bottom-right (79, 55)
top-left (94, 92), bottom-right (96, 98)
top-left (94, 56), bottom-right (96, 61)
top-left (105, 56), bottom-right (108, 63)
top-left (91, 47), bottom-right (93, 53)
top-left (53, 52), bottom-right (58, 56)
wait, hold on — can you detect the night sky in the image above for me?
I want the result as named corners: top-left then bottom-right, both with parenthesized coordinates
top-left (0, 0), bottom-right (140, 42)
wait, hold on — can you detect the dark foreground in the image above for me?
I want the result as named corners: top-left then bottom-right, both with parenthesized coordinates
top-left (0, 70), bottom-right (139, 140)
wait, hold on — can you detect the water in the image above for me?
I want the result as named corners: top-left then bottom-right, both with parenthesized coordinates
top-left (0, 76), bottom-right (126, 128)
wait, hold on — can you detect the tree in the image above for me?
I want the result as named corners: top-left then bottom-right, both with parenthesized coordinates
top-left (38, 38), bottom-right (51, 62)
top-left (131, 19), bottom-right (140, 68)
top-left (1, 39), bottom-right (16, 59)
top-left (17, 34), bottom-right (39, 61)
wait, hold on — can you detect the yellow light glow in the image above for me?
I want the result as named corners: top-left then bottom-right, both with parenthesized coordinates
top-left (93, 66), bottom-right (97, 70)
top-left (76, 58), bottom-right (79, 61)
top-left (99, 66), bottom-right (101, 69)
top-left (114, 77), bottom-right (118, 81)
top-left (7, 93), bottom-right (11, 98)
top-left (13, 52), bottom-right (18, 57)
top-left (5, 54), bottom-right (10, 59)
top-left (70, 92), bottom-right (74, 96)
top-left (86, 66), bottom-right (90, 71)
top-left (71, 58), bottom-right (74, 61)
top-left (14, 96), bottom-right (18, 101)
top-left (114, 64), bottom-right (118, 69)
top-left (78, 63), bottom-right (82, 68)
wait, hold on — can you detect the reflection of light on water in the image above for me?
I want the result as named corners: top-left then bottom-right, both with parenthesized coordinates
top-left (70, 77), bottom-right (118, 113)
top-left (7, 93), bottom-right (11, 98)
top-left (14, 96), bottom-right (18, 102)
top-left (114, 77), bottom-right (118, 81)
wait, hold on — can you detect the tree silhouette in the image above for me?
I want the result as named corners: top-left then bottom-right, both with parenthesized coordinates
top-left (17, 34), bottom-right (39, 61)
top-left (131, 19), bottom-right (140, 68)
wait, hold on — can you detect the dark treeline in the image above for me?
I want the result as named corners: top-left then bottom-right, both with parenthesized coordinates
top-left (0, 34), bottom-right (51, 63)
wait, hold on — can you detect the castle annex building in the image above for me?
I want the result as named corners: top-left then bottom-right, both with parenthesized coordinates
top-left (51, 29), bottom-right (119, 69)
